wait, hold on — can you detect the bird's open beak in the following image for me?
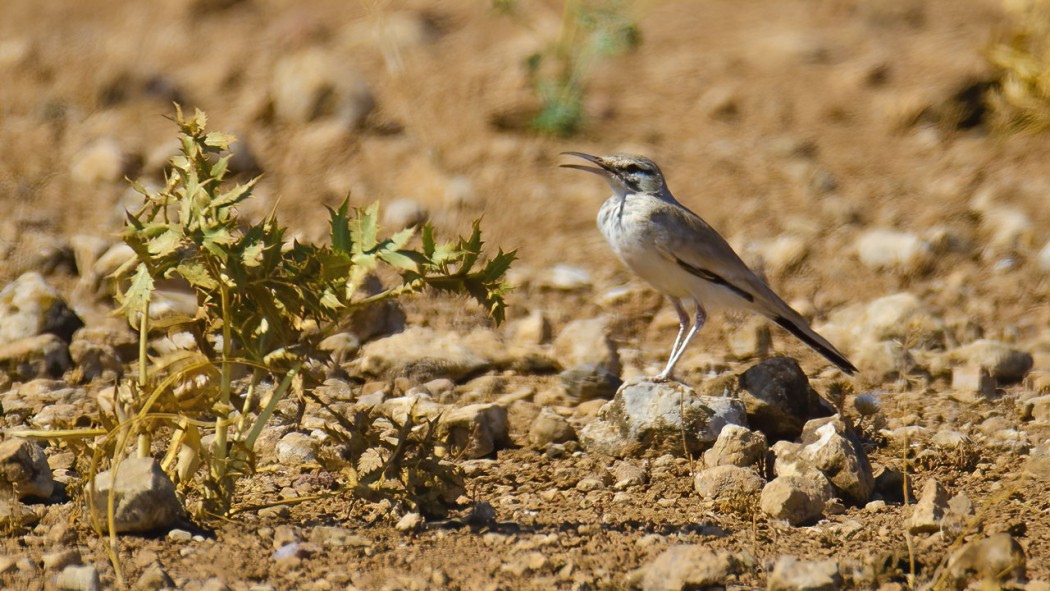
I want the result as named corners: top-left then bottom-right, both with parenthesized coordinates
top-left (559, 152), bottom-right (611, 176)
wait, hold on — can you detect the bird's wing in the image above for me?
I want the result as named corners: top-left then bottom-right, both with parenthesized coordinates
top-left (650, 204), bottom-right (857, 374)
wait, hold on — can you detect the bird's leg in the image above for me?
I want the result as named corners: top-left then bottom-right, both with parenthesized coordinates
top-left (656, 300), bottom-right (707, 380)
top-left (660, 297), bottom-right (689, 373)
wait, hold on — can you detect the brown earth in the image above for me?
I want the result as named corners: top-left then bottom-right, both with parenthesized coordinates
top-left (1, 0), bottom-right (1050, 589)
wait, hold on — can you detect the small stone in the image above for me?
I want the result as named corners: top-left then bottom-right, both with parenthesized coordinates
top-left (950, 340), bottom-right (1033, 383)
top-left (0, 272), bottom-right (84, 346)
top-left (270, 47), bottom-right (374, 127)
top-left (798, 417), bottom-right (874, 504)
top-left (308, 526), bottom-right (371, 548)
top-left (703, 424), bottom-right (768, 468)
top-left (275, 432), bottom-right (319, 465)
top-left (738, 357), bottom-right (834, 441)
top-left (42, 548), bottom-right (81, 571)
top-left (578, 379), bottom-right (746, 458)
top-left (635, 544), bottom-right (739, 591)
top-left (760, 474), bottom-right (834, 526)
top-left (0, 438), bottom-right (55, 499)
top-left (56, 565), bottom-right (100, 591)
top-left (440, 403), bottom-right (509, 458)
top-left (505, 310), bottom-right (551, 345)
top-left (553, 317), bottom-right (621, 376)
top-left (71, 137), bottom-right (134, 185)
top-left (0, 334), bottom-right (72, 380)
top-left (559, 364), bottom-right (621, 403)
top-left (611, 461), bottom-right (647, 488)
top-left (1025, 442), bottom-right (1050, 480)
top-left (768, 555), bottom-right (842, 591)
top-left (1038, 240), bottom-right (1050, 272)
top-left (133, 561), bottom-right (174, 591)
top-left (949, 365), bottom-right (998, 402)
top-left (528, 408), bottom-right (576, 448)
top-left (353, 327), bottom-right (490, 381)
top-left (575, 477), bottom-right (604, 492)
top-left (68, 326), bottom-right (137, 381)
top-left (87, 457), bottom-right (181, 533)
top-left (906, 478), bottom-right (949, 535)
top-left (855, 229), bottom-right (930, 273)
top-left (381, 198), bottom-right (428, 229)
top-left (693, 465), bottom-right (764, 503)
top-left (946, 533), bottom-right (1026, 587)
top-left (395, 512), bottom-right (423, 533)
top-left (539, 265), bottom-right (591, 291)
top-left (942, 493), bottom-right (976, 538)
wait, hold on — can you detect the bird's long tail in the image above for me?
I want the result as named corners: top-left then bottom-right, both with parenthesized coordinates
top-left (769, 312), bottom-right (857, 375)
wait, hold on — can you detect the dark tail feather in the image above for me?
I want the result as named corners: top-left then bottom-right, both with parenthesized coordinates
top-left (772, 315), bottom-right (858, 375)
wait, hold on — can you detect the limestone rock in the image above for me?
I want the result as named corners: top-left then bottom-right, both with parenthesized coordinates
top-left (87, 457), bottom-right (181, 533)
top-left (906, 478), bottom-right (949, 535)
top-left (945, 534), bottom-right (1026, 589)
top-left (559, 364), bottom-right (621, 403)
top-left (440, 403), bottom-right (509, 458)
top-left (768, 556), bottom-right (843, 591)
top-left (634, 544), bottom-right (740, 591)
top-left (0, 438), bottom-right (54, 499)
top-left (553, 317), bottom-right (621, 376)
top-left (950, 339), bottom-right (1033, 383)
top-left (353, 327), bottom-right (489, 381)
top-left (855, 229), bottom-right (931, 273)
top-left (702, 424), bottom-right (768, 468)
top-left (527, 408), bottom-right (576, 448)
top-left (693, 465), bottom-right (765, 503)
top-left (760, 474), bottom-right (834, 526)
top-left (798, 417), bottom-right (874, 504)
top-left (578, 379), bottom-right (746, 458)
top-left (0, 272), bottom-right (83, 346)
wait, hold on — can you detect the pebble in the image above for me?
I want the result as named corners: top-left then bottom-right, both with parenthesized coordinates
top-left (693, 465), bottom-right (765, 503)
top-left (702, 424), bottom-right (768, 468)
top-left (70, 137), bottom-right (133, 185)
top-left (553, 317), bottom-right (621, 376)
top-left (906, 478), bottom-right (948, 534)
top-left (56, 564), bottom-right (101, 591)
top-left (42, 548), bottom-right (81, 571)
top-left (854, 229), bottom-right (930, 273)
top-left (381, 198), bottom-right (428, 229)
top-left (950, 339), bottom-right (1033, 383)
top-left (0, 271), bottom-right (84, 345)
top-left (1038, 240), bottom-right (1050, 272)
top-left (275, 432), bottom-right (319, 465)
top-left (505, 309), bottom-right (552, 345)
top-left (0, 437), bottom-right (55, 499)
top-left (167, 529), bottom-right (192, 542)
top-left (270, 47), bottom-right (374, 127)
top-left (945, 533), bottom-right (1026, 586)
top-left (559, 364), bottom-right (622, 403)
top-left (395, 512), bottom-right (423, 533)
top-left (441, 402), bottom-right (509, 458)
top-left (760, 474), bottom-right (833, 526)
top-left (528, 408), bottom-right (577, 448)
top-left (767, 555), bottom-right (843, 591)
top-left (797, 416), bottom-right (874, 504)
top-left (134, 561), bottom-right (174, 591)
top-left (87, 457), bottom-right (182, 533)
top-left (353, 327), bottom-right (490, 381)
top-left (634, 544), bottom-right (739, 591)
top-left (540, 264), bottom-right (591, 291)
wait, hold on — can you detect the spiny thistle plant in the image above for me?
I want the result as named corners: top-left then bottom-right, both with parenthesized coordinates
top-left (14, 105), bottom-right (514, 582)
top-left (526, 0), bottom-right (640, 136)
top-left (987, 0), bottom-right (1050, 132)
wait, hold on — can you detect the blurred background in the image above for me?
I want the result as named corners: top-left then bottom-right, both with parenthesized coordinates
top-left (0, 0), bottom-right (1048, 371)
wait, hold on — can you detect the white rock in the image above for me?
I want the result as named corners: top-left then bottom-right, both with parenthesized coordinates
top-left (527, 408), bottom-right (576, 448)
top-left (702, 425), bottom-right (767, 468)
top-left (855, 229), bottom-right (930, 272)
top-left (540, 264), bottom-right (591, 291)
top-left (276, 432), bottom-right (319, 465)
top-left (57, 565), bottom-right (100, 591)
top-left (634, 545), bottom-right (739, 591)
top-left (381, 198), bottom-right (428, 229)
top-left (579, 379), bottom-right (746, 458)
top-left (906, 478), bottom-right (948, 534)
top-left (70, 137), bottom-right (130, 185)
top-left (1038, 240), bottom-right (1050, 272)
top-left (353, 327), bottom-right (490, 381)
top-left (949, 339), bottom-right (1033, 383)
top-left (768, 556), bottom-right (842, 591)
top-left (0, 272), bottom-right (82, 346)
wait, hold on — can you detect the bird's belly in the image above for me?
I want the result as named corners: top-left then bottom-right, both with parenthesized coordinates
top-left (599, 200), bottom-right (743, 310)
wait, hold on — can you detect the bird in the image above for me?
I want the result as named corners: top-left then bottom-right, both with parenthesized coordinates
top-left (560, 151), bottom-right (857, 380)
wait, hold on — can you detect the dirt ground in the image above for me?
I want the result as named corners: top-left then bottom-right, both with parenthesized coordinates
top-left (2, 0), bottom-right (1050, 589)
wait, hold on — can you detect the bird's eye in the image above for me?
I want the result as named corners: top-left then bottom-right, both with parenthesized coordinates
top-left (623, 164), bottom-right (645, 174)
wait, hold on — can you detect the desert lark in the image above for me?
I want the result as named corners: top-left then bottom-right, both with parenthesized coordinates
top-left (561, 152), bottom-right (857, 379)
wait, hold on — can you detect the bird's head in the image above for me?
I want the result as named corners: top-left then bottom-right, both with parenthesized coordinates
top-left (560, 152), bottom-right (667, 195)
